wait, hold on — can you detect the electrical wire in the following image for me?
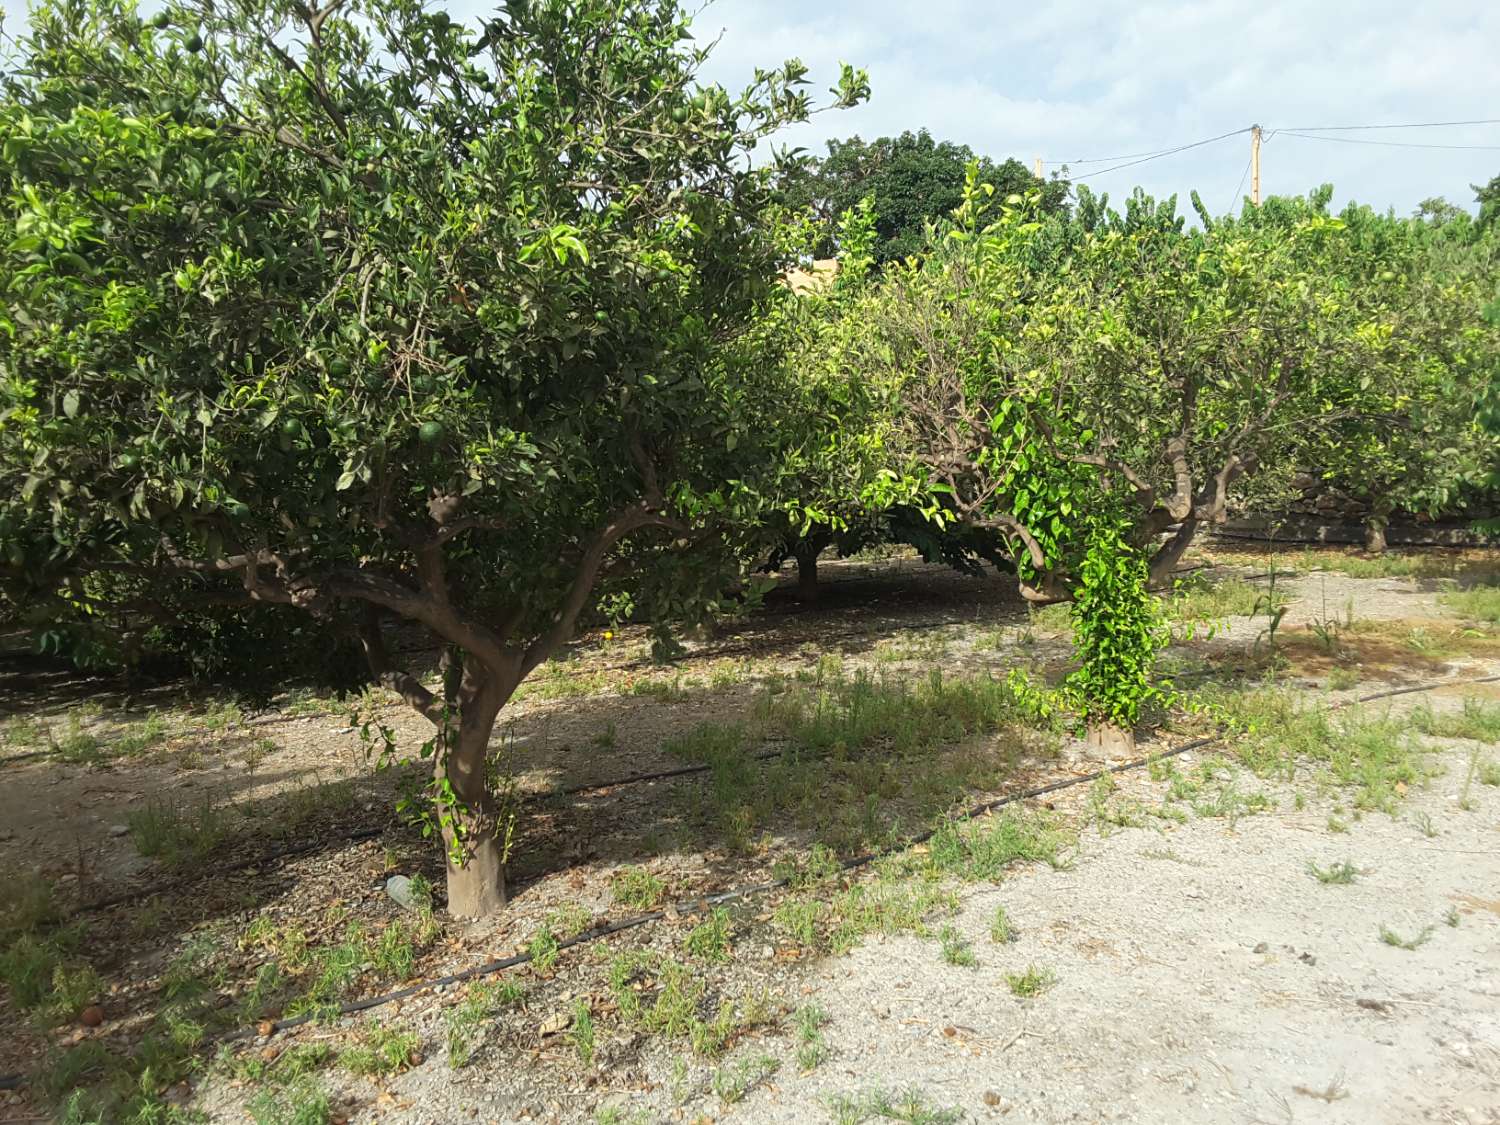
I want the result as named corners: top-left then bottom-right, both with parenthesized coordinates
top-left (1069, 127), bottom-right (1252, 181)
top-left (1228, 152), bottom-right (1254, 211)
top-left (1275, 117), bottom-right (1500, 132)
top-left (1049, 116), bottom-right (1500, 176)
top-left (1275, 130), bottom-right (1500, 152)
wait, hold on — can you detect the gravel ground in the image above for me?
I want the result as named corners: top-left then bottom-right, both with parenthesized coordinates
top-left (8, 553), bottom-right (1500, 1125)
top-left (732, 729), bottom-right (1500, 1125)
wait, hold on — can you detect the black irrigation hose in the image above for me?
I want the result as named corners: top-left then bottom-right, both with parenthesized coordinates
top-left (58, 661), bottom-right (1500, 918)
top-left (220, 669), bottom-right (1500, 1038)
top-left (5, 668), bottom-right (1498, 1089)
top-left (71, 827), bottom-right (387, 916)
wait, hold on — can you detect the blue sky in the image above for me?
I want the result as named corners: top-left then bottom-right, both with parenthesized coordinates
top-left (4, 0), bottom-right (1496, 216)
top-left (681, 0), bottom-right (1500, 216)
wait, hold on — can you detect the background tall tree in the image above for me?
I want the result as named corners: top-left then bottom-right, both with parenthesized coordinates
top-left (0, 0), bottom-right (867, 917)
top-left (780, 128), bottom-right (1067, 263)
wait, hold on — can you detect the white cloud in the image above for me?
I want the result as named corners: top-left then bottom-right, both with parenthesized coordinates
top-left (3, 0), bottom-right (1494, 215)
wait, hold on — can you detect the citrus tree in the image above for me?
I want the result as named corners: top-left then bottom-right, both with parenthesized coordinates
top-left (1296, 203), bottom-right (1500, 549)
top-left (814, 173), bottom-right (1500, 735)
top-left (0, 0), bottom-right (868, 916)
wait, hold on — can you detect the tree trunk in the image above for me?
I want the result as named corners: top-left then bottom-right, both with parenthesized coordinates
top-left (445, 822), bottom-right (508, 919)
top-left (1147, 517), bottom-right (1200, 590)
top-left (1085, 722), bottom-right (1135, 757)
top-left (438, 675), bottom-right (513, 919)
top-left (795, 543), bottom-right (821, 603)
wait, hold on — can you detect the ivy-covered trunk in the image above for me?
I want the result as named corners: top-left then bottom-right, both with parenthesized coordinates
top-left (1067, 520), bottom-right (1166, 757)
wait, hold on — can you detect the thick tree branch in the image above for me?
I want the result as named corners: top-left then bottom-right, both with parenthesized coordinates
top-left (357, 605), bottom-right (446, 725)
top-left (520, 502), bottom-right (685, 676)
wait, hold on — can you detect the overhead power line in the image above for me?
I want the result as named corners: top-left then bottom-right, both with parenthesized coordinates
top-left (1069, 127), bottom-right (1253, 181)
top-left (1275, 117), bottom-right (1500, 132)
top-left (1275, 130), bottom-right (1500, 152)
top-left (1050, 117), bottom-right (1500, 175)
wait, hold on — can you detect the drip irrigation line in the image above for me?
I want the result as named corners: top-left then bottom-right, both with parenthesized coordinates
top-left (43, 599), bottom-right (1485, 918)
top-left (216, 670), bottom-right (1500, 1039)
top-left (4, 668), bottom-right (1497, 1090)
top-left (68, 828), bottom-right (387, 917)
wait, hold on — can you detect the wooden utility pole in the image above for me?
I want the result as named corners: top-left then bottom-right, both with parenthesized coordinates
top-left (1250, 124), bottom-right (1262, 205)
top-left (1033, 155), bottom-right (1043, 179)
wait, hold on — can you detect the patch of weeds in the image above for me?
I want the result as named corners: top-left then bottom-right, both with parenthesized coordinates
top-left (1411, 697), bottom-right (1500, 743)
top-left (338, 1022), bottom-right (420, 1075)
top-left (592, 721), bottom-right (617, 749)
top-left (2, 714), bottom-right (47, 748)
top-left (286, 923), bottom-right (366, 1015)
top-left (770, 844), bottom-right (842, 889)
top-left (568, 999), bottom-right (596, 1066)
top-left (610, 954), bottom-right (703, 1040)
top-left (51, 715), bottom-right (106, 765)
top-left (1088, 772), bottom-right (1148, 833)
top-left (936, 924), bottom-right (976, 968)
top-left (611, 866), bottom-right (665, 910)
top-left (1480, 759), bottom-right (1500, 787)
top-left (712, 1051), bottom-right (779, 1104)
top-left (513, 661), bottom-right (612, 703)
top-left (0, 927), bottom-right (96, 1022)
top-left (827, 874), bottom-right (958, 956)
top-left (918, 807), bottom-right (1070, 882)
top-left (528, 925), bottom-right (561, 974)
top-left (1445, 906), bottom-right (1461, 927)
top-left (1004, 965), bottom-right (1056, 999)
top-left (248, 1076), bottom-right (333, 1125)
top-left (1459, 746), bottom-right (1483, 811)
top-left (773, 897), bottom-right (824, 946)
top-left (1378, 924), bottom-right (1433, 951)
top-left (0, 872), bottom-right (59, 940)
top-left (825, 1086), bottom-right (964, 1125)
top-left (1412, 811), bottom-right (1438, 838)
top-left (372, 918), bottom-right (417, 981)
top-left (1326, 666), bottom-right (1359, 691)
top-left (628, 674), bottom-right (689, 701)
top-left (684, 907), bottom-right (732, 963)
top-left (243, 737), bottom-right (278, 773)
top-left (1307, 859), bottom-right (1360, 885)
top-left (689, 991), bottom-right (777, 1059)
top-left (1191, 778), bottom-right (1274, 824)
top-left (1439, 585), bottom-right (1500, 625)
top-left (445, 980), bottom-right (524, 1069)
top-left (265, 776), bottom-right (357, 841)
top-left (115, 713), bottom-right (169, 757)
top-left (793, 1002), bottom-right (831, 1070)
top-left (127, 794), bottom-right (230, 869)
top-left (989, 904), bottom-right (1014, 943)
top-left (1208, 689), bottom-right (1435, 813)
top-left (1165, 574), bottom-right (1266, 625)
top-left (593, 1108), bottom-right (651, 1125)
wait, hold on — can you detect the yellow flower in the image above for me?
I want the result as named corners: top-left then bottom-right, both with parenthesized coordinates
top-left (602, 630), bottom-right (614, 640)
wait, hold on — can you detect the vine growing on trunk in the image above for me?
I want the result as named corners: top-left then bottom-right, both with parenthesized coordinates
top-left (1063, 516), bottom-right (1169, 748)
